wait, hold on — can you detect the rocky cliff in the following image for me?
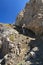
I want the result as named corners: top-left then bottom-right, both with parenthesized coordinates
top-left (15, 0), bottom-right (43, 35)
top-left (0, 0), bottom-right (43, 65)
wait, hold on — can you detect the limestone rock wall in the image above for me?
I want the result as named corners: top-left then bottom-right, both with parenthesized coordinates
top-left (15, 0), bottom-right (43, 35)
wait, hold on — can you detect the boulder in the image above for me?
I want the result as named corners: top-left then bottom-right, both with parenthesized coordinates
top-left (32, 47), bottom-right (39, 52)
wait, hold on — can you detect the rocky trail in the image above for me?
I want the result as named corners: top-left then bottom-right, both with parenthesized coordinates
top-left (0, 24), bottom-right (43, 65)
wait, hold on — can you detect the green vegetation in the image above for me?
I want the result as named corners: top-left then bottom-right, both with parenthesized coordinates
top-left (17, 60), bottom-right (25, 65)
top-left (9, 34), bottom-right (14, 42)
top-left (17, 63), bottom-right (22, 65)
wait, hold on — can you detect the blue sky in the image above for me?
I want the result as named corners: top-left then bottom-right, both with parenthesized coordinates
top-left (0, 0), bottom-right (29, 24)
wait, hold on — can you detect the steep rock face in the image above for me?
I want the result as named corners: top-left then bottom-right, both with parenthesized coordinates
top-left (15, 10), bottom-right (25, 26)
top-left (15, 0), bottom-right (43, 35)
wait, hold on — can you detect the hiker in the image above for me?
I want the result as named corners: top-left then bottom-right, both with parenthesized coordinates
top-left (22, 24), bottom-right (26, 34)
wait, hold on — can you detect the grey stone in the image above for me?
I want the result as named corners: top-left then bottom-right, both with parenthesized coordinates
top-left (15, 0), bottom-right (43, 35)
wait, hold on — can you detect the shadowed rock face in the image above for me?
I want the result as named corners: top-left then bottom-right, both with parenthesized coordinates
top-left (15, 0), bottom-right (43, 35)
top-left (0, 37), bottom-right (9, 59)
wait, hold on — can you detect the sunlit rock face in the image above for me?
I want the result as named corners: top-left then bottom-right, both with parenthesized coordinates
top-left (42, 0), bottom-right (43, 3)
top-left (15, 10), bottom-right (25, 26)
top-left (15, 0), bottom-right (43, 35)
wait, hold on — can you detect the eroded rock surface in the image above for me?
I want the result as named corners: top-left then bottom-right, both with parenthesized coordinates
top-left (0, 0), bottom-right (43, 64)
top-left (15, 0), bottom-right (43, 35)
top-left (0, 23), bottom-right (43, 65)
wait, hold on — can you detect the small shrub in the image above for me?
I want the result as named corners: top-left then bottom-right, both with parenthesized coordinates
top-left (5, 24), bottom-right (11, 28)
top-left (9, 34), bottom-right (14, 42)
